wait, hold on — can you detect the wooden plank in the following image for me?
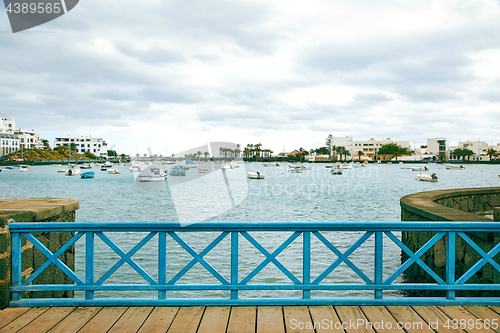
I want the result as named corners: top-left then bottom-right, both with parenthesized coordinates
top-left (78, 307), bottom-right (128, 333)
top-left (412, 306), bottom-right (466, 333)
top-left (0, 308), bottom-right (49, 333)
top-left (283, 306), bottom-right (314, 333)
top-left (439, 306), bottom-right (495, 333)
top-left (138, 307), bottom-right (179, 333)
top-left (386, 305), bottom-right (434, 333)
top-left (360, 306), bottom-right (405, 333)
top-left (48, 307), bottom-right (101, 333)
top-left (16, 307), bottom-right (75, 333)
top-left (108, 307), bottom-right (153, 333)
top-left (167, 306), bottom-right (204, 333)
top-left (308, 306), bottom-right (344, 333)
top-left (197, 306), bottom-right (231, 333)
top-left (490, 307), bottom-right (500, 315)
top-left (0, 308), bottom-right (30, 329)
top-left (464, 306), bottom-right (500, 333)
top-left (335, 306), bottom-right (375, 333)
top-left (227, 306), bottom-right (256, 333)
top-left (257, 306), bottom-right (285, 333)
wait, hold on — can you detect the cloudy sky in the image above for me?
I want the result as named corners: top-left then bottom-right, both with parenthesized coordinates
top-left (1, 0), bottom-right (500, 156)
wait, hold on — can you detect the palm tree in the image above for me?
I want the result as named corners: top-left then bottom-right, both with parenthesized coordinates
top-left (357, 151), bottom-right (363, 161)
top-left (171, 153), bottom-right (175, 160)
top-left (335, 146), bottom-right (344, 161)
top-left (487, 148), bottom-right (497, 160)
top-left (204, 151), bottom-right (209, 159)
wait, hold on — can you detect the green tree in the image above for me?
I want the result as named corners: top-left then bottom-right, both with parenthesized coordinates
top-left (357, 151), bottom-right (364, 161)
top-left (204, 151), bottom-right (209, 159)
top-left (42, 139), bottom-right (50, 150)
top-left (70, 143), bottom-right (77, 152)
top-left (378, 143), bottom-right (411, 161)
top-left (487, 148), bottom-right (497, 160)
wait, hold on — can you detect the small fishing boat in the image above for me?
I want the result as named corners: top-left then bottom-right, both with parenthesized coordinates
top-left (331, 168), bottom-right (342, 175)
top-left (80, 164), bottom-right (92, 169)
top-left (137, 168), bottom-right (167, 182)
top-left (248, 171), bottom-right (265, 179)
top-left (170, 165), bottom-right (186, 176)
top-left (411, 166), bottom-right (429, 171)
top-left (416, 173), bottom-right (438, 182)
top-left (446, 165), bottom-right (465, 170)
top-left (65, 168), bottom-right (81, 176)
top-left (107, 168), bottom-right (121, 174)
top-left (198, 168), bottom-right (209, 173)
top-left (56, 168), bottom-right (68, 172)
top-left (129, 165), bottom-right (142, 172)
top-left (5, 166), bottom-right (14, 170)
top-left (81, 171), bottom-right (95, 179)
top-left (18, 167), bottom-right (27, 172)
top-left (289, 168), bottom-right (302, 173)
top-left (263, 162), bottom-right (279, 167)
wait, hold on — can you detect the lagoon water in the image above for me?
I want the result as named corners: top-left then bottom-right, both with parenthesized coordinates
top-left (1, 163), bottom-right (498, 299)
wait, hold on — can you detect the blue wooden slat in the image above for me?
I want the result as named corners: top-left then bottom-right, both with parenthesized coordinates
top-left (86, 232), bottom-right (94, 300)
top-left (312, 231), bottom-right (373, 285)
top-left (95, 232), bottom-right (158, 285)
top-left (159, 232), bottom-right (166, 300)
top-left (239, 231), bottom-right (302, 285)
top-left (446, 232), bottom-right (455, 300)
top-left (22, 233), bottom-right (84, 285)
top-left (9, 222), bottom-right (500, 233)
top-left (375, 231), bottom-right (383, 299)
top-left (231, 231), bottom-right (238, 300)
top-left (455, 232), bottom-right (500, 285)
top-left (167, 231), bottom-right (229, 285)
top-left (11, 232), bottom-right (21, 301)
top-left (303, 231), bottom-right (310, 299)
top-left (23, 232), bottom-right (84, 286)
top-left (384, 231), bottom-right (446, 285)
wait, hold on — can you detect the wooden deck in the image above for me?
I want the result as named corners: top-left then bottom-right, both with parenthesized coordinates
top-left (1, 305), bottom-right (499, 333)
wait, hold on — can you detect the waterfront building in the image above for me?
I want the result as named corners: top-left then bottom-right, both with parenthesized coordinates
top-left (329, 136), bottom-right (353, 160)
top-left (14, 129), bottom-right (44, 150)
top-left (351, 138), bottom-right (410, 161)
top-left (54, 135), bottom-right (109, 158)
top-left (426, 138), bottom-right (448, 161)
top-left (0, 118), bottom-right (15, 132)
top-left (457, 141), bottom-right (489, 161)
top-left (0, 132), bottom-right (19, 158)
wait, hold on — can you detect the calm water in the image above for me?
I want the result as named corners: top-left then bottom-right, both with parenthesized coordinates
top-left (1, 163), bottom-right (498, 299)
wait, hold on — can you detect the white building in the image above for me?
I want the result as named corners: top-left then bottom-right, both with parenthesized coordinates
top-left (426, 138), bottom-right (448, 161)
top-left (1, 118), bottom-right (15, 133)
top-left (54, 135), bottom-right (109, 158)
top-left (15, 129), bottom-right (44, 150)
top-left (0, 132), bottom-right (19, 158)
top-left (456, 141), bottom-right (489, 161)
top-left (352, 138), bottom-right (410, 161)
top-left (329, 136), bottom-right (353, 160)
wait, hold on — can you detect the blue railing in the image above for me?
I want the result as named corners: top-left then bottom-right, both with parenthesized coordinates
top-left (9, 222), bottom-right (500, 307)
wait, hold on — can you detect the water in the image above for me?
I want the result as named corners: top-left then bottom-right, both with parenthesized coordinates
top-left (1, 163), bottom-right (498, 299)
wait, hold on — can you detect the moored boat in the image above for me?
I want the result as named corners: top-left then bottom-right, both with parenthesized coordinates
top-left (263, 162), bottom-right (279, 167)
top-left (65, 168), bottom-right (81, 176)
top-left (331, 168), bottom-right (342, 175)
top-left (81, 171), bottom-right (95, 179)
top-left (416, 173), bottom-right (438, 182)
top-left (137, 168), bottom-right (167, 182)
top-left (411, 166), bottom-right (429, 171)
top-left (446, 165), bottom-right (465, 170)
top-left (107, 168), bottom-right (121, 174)
top-left (248, 171), bottom-right (265, 179)
top-left (170, 165), bottom-right (186, 176)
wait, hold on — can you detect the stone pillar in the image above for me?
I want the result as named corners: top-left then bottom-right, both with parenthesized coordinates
top-left (0, 198), bottom-right (79, 309)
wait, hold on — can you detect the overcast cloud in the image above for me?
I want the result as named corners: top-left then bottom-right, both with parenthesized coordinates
top-left (1, 0), bottom-right (500, 155)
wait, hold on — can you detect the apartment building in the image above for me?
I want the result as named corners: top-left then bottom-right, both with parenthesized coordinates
top-left (352, 138), bottom-right (410, 161)
top-left (54, 135), bottom-right (109, 158)
top-left (0, 132), bottom-right (19, 158)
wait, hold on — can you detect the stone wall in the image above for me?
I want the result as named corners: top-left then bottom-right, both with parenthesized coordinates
top-left (400, 187), bottom-right (500, 297)
top-left (0, 198), bottom-right (79, 309)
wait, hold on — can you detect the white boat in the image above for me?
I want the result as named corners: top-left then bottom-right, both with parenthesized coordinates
top-left (401, 166), bottom-right (412, 169)
top-left (411, 166), bottom-right (429, 171)
top-left (129, 164), bottom-right (142, 172)
top-left (263, 162), bottom-right (280, 167)
top-left (289, 164), bottom-right (311, 170)
top-left (107, 168), bottom-right (121, 174)
top-left (247, 171), bottom-right (265, 179)
top-left (336, 163), bottom-right (352, 169)
top-left (446, 165), bottom-right (465, 170)
top-left (331, 168), bottom-right (342, 175)
top-left (198, 168), bottom-right (209, 173)
top-left (18, 167), bottom-right (27, 172)
top-left (289, 168), bottom-right (302, 173)
top-left (222, 164), bottom-right (232, 171)
top-left (65, 168), bottom-right (80, 176)
top-left (416, 173), bottom-right (438, 182)
top-left (80, 164), bottom-right (92, 169)
top-left (137, 168), bottom-right (167, 182)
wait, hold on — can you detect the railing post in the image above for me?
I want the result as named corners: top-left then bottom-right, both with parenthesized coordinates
top-left (159, 232), bottom-right (166, 300)
top-left (303, 231), bottom-right (310, 299)
top-left (446, 231), bottom-right (455, 300)
top-left (231, 231), bottom-right (238, 300)
top-left (375, 231), bottom-right (383, 300)
top-left (11, 232), bottom-right (21, 301)
top-left (85, 232), bottom-right (94, 300)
